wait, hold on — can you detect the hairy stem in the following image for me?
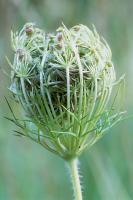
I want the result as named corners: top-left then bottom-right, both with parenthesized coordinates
top-left (68, 158), bottom-right (83, 200)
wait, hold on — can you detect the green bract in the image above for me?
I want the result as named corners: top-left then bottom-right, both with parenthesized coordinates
top-left (8, 23), bottom-right (125, 160)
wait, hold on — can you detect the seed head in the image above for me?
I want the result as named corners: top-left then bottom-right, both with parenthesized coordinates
top-left (8, 23), bottom-right (125, 160)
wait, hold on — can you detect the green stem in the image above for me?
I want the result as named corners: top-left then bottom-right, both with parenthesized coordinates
top-left (68, 158), bottom-right (83, 200)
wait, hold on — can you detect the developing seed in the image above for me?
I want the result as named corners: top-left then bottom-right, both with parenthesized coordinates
top-left (73, 26), bottom-right (80, 31)
top-left (16, 49), bottom-right (25, 60)
top-left (56, 44), bottom-right (62, 49)
top-left (25, 24), bottom-right (34, 36)
top-left (56, 32), bottom-right (63, 41)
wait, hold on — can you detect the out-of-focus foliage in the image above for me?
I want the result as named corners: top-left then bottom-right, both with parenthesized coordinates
top-left (0, 0), bottom-right (133, 199)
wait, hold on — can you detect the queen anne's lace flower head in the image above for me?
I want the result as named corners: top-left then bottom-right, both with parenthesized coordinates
top-left (8, 23), bottom-right (125, 160)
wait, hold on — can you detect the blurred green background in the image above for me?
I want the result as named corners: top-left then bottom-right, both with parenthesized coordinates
top-left (0, 0), bottom-right (133, 199)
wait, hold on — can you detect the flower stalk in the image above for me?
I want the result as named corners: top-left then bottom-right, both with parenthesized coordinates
top-left (68, 158), bottom-right (82, 200)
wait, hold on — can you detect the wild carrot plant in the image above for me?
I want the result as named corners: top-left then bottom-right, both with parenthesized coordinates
top-left (7, 23), bottom-right (125, 200)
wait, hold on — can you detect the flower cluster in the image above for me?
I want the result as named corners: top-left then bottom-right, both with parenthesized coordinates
top-left (8, 23), bottom-right (125, 160)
